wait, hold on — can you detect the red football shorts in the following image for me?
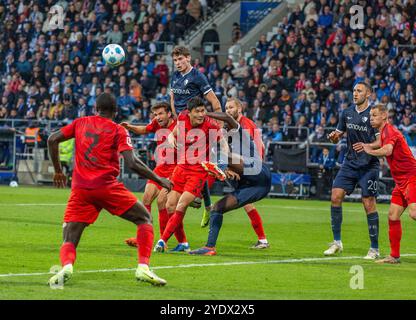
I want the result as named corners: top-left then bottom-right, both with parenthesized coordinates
top-left (391, 180), bottom-right (416, 208)
top-left (207, 175), bottom-right (216, 189)
top-left (64, 183), bottom-right (138, 224)
top-left (146, 164), bottom-right (176, 190)
top-left (171, 165), bottom-right (208, 197)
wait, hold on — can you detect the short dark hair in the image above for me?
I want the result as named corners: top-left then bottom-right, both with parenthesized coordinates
top-left (187, 97), bottom-right (206, 111)
top-left (354, 81), bottom-right (373, 92)
top-left (96, 93), bottom-right (117, 114)
top-left (151, 102), bottom-right (171, 113)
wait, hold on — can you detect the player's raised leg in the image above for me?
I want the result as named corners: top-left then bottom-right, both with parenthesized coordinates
top-left (154, 189), bottom-right (181, 252)
top-left (164, 189), bottom-right (190, 252)
top-left (155, 191), bottom-right (194, 252)
top-left (324, 187), bottom-right (346, 256)
top-left (120, 202), bottom-right (167, 286)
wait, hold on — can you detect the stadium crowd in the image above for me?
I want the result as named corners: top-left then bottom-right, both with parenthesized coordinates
top-left (0, 0), bottom-right (219, 127)
top-left (1, 0), bottom-right (416, 169)
top-left (200, 0), bottom-right (416, 165)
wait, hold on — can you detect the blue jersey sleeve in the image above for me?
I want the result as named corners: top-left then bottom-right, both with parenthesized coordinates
top-left (336, 110), bottom-right (346, 133)
top-left (195, 72), bottom-right (212, 95)
top-left (371, 127), bottom-right (380, 137)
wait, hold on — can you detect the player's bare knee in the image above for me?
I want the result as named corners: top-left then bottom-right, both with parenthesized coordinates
top-left (330, 193), bottom-right (343, 206)
top-left (409, 208), bottom-right (416, 220)
top-left (157, 194), bottom-right (167, 209)
top-left (142, 195), bottom-right (152, 207)
top-left (166, 201), bottom-right (176, 214)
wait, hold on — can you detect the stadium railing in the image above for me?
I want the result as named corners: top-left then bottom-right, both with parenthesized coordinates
top-left (183, 0), bottom-right (237, 44)
top-left (239, 0), bottom-right (281, 34)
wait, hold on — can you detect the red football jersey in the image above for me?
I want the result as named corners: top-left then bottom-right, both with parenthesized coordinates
top-left (146, 117), bottom-right (177, 166)
top-left (176, 110), bottom-right (221, 172)
top-left (60, 116), bottom-right (133, 189)
top-left (381, 123), bottom-right (416, 191)
top-left (239, 115), bottom-right (265, 160)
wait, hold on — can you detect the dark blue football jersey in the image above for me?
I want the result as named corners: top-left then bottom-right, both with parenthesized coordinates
top-left (336, 105), bottom-right (380, 169)
top-left (227, 125), bottom-right (263, 177)
top-left (170, 68), bottom-right (212, 112)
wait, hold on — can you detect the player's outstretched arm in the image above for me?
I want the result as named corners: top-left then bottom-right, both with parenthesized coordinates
top-left (354, 142), bottom-right (393, 157)
top-left (120, 122), bottom-right (148, 135)
top-left (121, 150), bottom-right (172, 190)
top-left (206, 112), bottom-right (239, 129)
top-left (48, 131), bottom-right (70, 188)
top-left (205, 91), bottom-right (222, 113)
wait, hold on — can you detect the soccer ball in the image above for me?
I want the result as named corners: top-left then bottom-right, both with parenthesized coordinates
top-left (9, 181), bottom-right (18, 188)
top-left (102, 44), bottom-right (125, 67)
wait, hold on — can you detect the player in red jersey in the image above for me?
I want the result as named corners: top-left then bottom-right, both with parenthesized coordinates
top-left (354, 104), bottom-right (416, 264)
top-left (121, 102), bottom-right (189, 251)
top-left (47, 93), bottom-right (171, 287)
top-left (153, 96), bottom-right (227, 252)
top-left (199, 97), bottom-right (270, 248)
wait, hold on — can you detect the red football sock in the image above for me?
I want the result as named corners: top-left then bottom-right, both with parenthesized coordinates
top-left (389, 219), bottom-right (402, 258)
top-left (161, 210), bottom-right (184, 243)
top-left (169, 212), bottom-right (187, 243)
top-left (247, 209), bottom-right (266, 240)
top-left (137, 224), bottom-right (154, 266)
top-left (145, 204), bottom-right (151, 214)
top-left (158, 208), bottom-right (169, 237)
top-left (60, 242), bottom-right (76, 266)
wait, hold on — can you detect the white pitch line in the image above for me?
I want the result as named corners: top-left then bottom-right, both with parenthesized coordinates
top-left (1, 254), bottom-right (416, 278)
top-left (0, 203), bottom-right (380, 214)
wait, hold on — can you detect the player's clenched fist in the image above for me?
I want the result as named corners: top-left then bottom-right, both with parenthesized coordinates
top-left (53, 173), bottom-right (67, 188)
top-left (328, 131), bottom-right (341, 144)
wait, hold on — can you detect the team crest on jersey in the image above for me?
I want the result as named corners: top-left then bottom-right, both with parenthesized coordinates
top-left (184, 79), bottom-right (189, 86)
top-left (362, 116), bottom-right (368, 122)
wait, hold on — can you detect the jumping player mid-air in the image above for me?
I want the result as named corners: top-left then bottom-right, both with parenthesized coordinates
top-left (354, 104), bottom-right (416, 264)
top-left (47, 93), bottom-right (171, 287)
top-left (325, 82), bottom-right (381, 259)
top-left (189, 108), bottom-right (272, 255)
top-left (153, 97), bottom-right (228, 252)
top-left (170, 46), bottom-right (223, 223)
top-left (200, 98), bottom-right (269, 249)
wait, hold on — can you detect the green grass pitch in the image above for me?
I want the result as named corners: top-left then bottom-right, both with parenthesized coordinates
top-left (1, 185), bottom-right (416, 300)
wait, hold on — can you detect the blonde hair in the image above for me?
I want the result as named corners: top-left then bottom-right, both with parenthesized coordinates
top-left (226, 97), bottom-right (243, 110)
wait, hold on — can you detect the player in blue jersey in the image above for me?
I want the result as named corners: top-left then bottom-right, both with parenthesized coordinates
top-left (169, 46), bottom-right (223, 222)
top-left (188, 111), bottom-right (272, 255)
top-left (325, 82), bottom-right (381, 259)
